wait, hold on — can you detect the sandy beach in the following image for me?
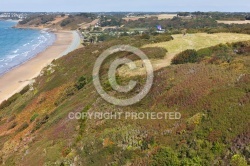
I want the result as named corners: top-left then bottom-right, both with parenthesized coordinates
top-left (0, 30), bottom-right (81, 103)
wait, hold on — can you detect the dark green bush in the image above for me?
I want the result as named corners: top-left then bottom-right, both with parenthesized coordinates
top-left (32, 114), bottom-right (49, 133)
top-left (172, 49), bottom-right (198, 64)
top-left (61, 19), bottom-right (72, 27)
top-left (150, 147), bottom-right (180, 166)
top-left (0, 93), bottom-right (21, 110)
top-left (75, 76), bottom-right (87, 90)
top-left (19, 85), bottom-right (30, 95)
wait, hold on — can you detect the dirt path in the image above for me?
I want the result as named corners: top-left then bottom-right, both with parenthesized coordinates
top-left (80, 19), bottom-right (99, 29)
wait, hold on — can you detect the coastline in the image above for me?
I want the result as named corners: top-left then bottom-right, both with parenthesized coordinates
top-left (0, 30), bottom-right (81, 104)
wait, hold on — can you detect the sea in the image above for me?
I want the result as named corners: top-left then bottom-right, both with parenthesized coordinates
top-left (0, 20), bottom-right (56, 76)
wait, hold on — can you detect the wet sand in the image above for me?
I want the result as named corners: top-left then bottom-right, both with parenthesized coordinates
top-left (0, 30), bottom-right (81, 103)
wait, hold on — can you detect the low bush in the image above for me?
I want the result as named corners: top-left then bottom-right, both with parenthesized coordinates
top-left (30, 113), bottom-right (39, 122)
top-left (17, 122), bottom-right (29, 132)
top-left (8, 121), bottom-right (17, 130)
top-left (75, 76), bottom-right (87, 90)
top-left (172, 49), bottom-right (198, 64)
top-left (32, 114), bottom-right (49, 133)
top-left (0, 93), bottom-right (21, 110)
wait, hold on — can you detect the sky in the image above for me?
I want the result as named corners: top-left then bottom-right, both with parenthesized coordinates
top-left (0, 0), bottom-right (249, 12)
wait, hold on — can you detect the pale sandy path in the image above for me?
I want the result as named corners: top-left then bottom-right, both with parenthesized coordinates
top-left (0, 31), bottom-right (80, 103)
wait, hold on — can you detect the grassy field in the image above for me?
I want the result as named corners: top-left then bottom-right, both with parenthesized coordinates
top-left (145, 33), bottom-right (250, 54)
top-left (217, 20), bottom-right (250, 24)
top-left (123, 14), bottom-right (177, 21)
top-left (118, 33), bottom-right (250, 76)
top-left (155, 14), bottom-right (177, 20)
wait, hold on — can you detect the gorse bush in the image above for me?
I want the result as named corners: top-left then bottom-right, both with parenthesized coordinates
top-left (172, 49), bottom-right (198, 64)
top-left (151, 147), bottom-right (180, 166)
top-left (75, 76), bottom-right (87, 90)
top-left (60, 19), bottom-right (72, 27)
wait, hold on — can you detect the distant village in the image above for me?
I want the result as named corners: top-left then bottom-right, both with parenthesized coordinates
top-left (0, 12), bottom-right (28, 20)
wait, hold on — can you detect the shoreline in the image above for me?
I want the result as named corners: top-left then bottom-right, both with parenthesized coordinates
top-left (0, 29), bottom-right (56, 77)
top-left (0, 30), bottom-right (81, 104)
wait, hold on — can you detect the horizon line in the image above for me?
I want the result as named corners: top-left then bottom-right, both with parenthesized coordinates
top-left (1, 11), bottom-right (250, 13)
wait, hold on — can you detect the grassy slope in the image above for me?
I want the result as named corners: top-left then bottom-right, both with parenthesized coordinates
top-left (0, 33), bottom-right (250, 165)
top-left (145, 33), bottom-right (250, 54)
top-left (119, 33), bottom-right (250, 76)
top-left (16, 15), bottom-right (93, 30)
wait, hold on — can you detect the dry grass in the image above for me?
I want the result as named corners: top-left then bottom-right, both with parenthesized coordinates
top-left (123, 14), bottom-right (177, 21)
top-left (80, 19), bottom-right (99, 29)
top-left (118, 33), bottom-right (250, 76)
top-left (155, 14), bottom-right (177, 20)
top-left (123, 17), bottom-right (147, 21)
top-left (50, 15), bottom-right (68, 24)
top-left (217, 20), bottom-right (250, 25)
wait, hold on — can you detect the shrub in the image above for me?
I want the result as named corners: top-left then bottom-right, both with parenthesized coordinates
top-left (0, 93), bottom-right (21, 110)
top-left (75, 76), bottom-right (87, 90)
top-left (150, 35), bottom-right (173, 43)
top-left (32, 114), bottom-right (49, 133)
top-left (8, 121), bottom-right (17, 130)
top-left (141, 34), bottom-right (150, 40)
top-left (61, 19), bottom-right (72, 27)
top-left (30, 113), bottom-right (39, 122)
top-left (17, 122), bottom-right (29, 132)
top-left (172, 49), bottom-right (198, 64)
top-left (141, 47), bottom-right (168, 59)
top-left (230, 154), bottom-right (248, 166)
top-left (19, 85), bottom-right (30, 95)
top-left (151, 147), bottom-right (180, 166)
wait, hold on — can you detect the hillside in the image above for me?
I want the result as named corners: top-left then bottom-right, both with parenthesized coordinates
top-left (16, 14), bottom-right (96, 30)
top-left (0, 33), bottom-right (250, 165)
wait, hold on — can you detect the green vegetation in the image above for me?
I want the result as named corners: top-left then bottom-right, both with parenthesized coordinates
top-left (17, 122), bottom-right (29, 132)
top-left (19, 14), bottom-right (55, 25)
top-left (0, 31), bottom-right (250, 165)
top-left (150, 147), bottom-right (180, 166)
top-left (171, 41), bottom-right (250, 65)
top-left (172, 49), bottom-right (198, 64)
top-left (75, 76), bottom-right (87, 90)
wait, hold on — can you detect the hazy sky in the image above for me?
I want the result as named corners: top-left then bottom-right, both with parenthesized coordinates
top-left (0, 0), bottom-right (249, 12)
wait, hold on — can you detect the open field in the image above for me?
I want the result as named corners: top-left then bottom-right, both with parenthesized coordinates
top-left (123, 16), bottom-right (146, 21)
top-left (155, 14), bottom-right (177, 20)
top-left (217, 20), bottom-right (250, 24)
top-left (118, 33), bottom-right (250, 76)
top-left (123, 14), bottom-right (177, 21)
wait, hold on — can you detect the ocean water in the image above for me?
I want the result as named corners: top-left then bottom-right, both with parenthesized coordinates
top-left (0, 20), bottom-right (56, 75)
